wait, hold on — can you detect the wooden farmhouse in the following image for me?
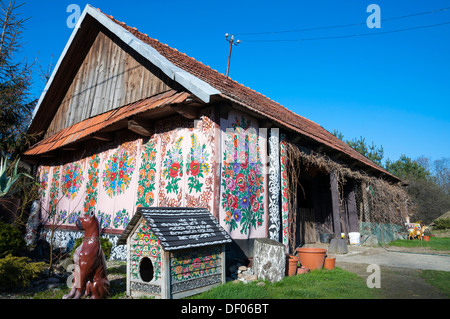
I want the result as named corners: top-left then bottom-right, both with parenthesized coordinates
top-left (24, 5), bottom-right (407, 263)
top-left (117, 207), bottom-right (231, 299)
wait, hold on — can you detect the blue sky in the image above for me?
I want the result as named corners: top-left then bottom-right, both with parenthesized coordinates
top-left (17, 0), bottom-right (450, 165)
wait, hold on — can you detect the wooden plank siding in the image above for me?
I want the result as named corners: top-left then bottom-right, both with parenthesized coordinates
top-left (45, 31), bottom-right (176, 138)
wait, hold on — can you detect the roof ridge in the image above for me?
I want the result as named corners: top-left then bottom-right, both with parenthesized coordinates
top-left (93, 7), bottom-right (397, 181)
top-left (97, 9), bottom-right (320, 126)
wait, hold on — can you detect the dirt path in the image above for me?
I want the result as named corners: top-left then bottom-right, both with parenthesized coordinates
top-left (337, 261), bottom-right (447, 299)
top-left (331, 243), bottom-right (450, 299)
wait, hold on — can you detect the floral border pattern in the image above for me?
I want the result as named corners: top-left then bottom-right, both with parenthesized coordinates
top-left (84, 154), bottom-right (100, 214)
top-left (170, 246), bottom-right (221, 283)
top-left (280, 134), bottom-right (289, 248)
top-left (136, 139), bottom-right (157, 207)
top-left (48, 166), bottom-right (60, 221)
top-left (268, 128), bottom-right (280, 241)
top-left (38, 166), bottom-right (49, 198)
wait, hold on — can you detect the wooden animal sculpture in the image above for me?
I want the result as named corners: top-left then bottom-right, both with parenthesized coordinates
top-left (63, 211), bottom-right (110, 299)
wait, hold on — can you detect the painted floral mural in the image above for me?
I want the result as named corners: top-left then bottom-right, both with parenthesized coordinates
top-left (102, 148), bottom-right (135, 198)
top-left (61, 162), bottom-right (84, 199)
top-left (220, 115), bottom-right (265, 236)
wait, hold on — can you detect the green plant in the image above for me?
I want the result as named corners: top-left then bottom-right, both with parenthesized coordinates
top-left (0, 255), bottom-right (46, 291)
top-left (433, 218), bottom-right (450, 230)
top-left (70, 236), bottom-right (112, 260)
top-left (0, 221), bottom-right (25, 258)
top-left (0, 157), bottom-right (33, 198)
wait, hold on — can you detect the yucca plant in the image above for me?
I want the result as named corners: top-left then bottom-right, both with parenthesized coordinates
top-left (0, 157), bottom-right (33, 198)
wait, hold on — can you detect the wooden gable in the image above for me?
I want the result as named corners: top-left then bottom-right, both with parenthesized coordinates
top-left (45, 30), bottom-right (180, 138)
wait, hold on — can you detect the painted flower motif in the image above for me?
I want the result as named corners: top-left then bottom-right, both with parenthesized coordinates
top-left (251, 195), bottom-right (260, 213)
top-left (61, 162), bottom-right (84, 199)
top-left (186, 133), bottom-right (211, 193)
top-left (102, 148), bottom-right (135, 198)
top-left (189, 160), bottom-right (200, 176)
top-left (240, 195), bottom-right (250, 210)
top-left (235, 173), bottom-right (247, 192)
top-left (227, 194), bottom-right (238, 209)
top-left (233, 209), bottom-right (242, 222)
top-left (239, 151), bottom-right (248, 169)
top-left (97, 211), bottom-right (111, 229)
top-left (226, 178), bottom-right (235, 191)
top-left (112, 209), bottom-right (129, 229)
top-left (169, 162), bottom-right (181, 178)
top-left (248, 169), bottom-right (257, 186)
top-left (163, 136), bottom-right (183, 194)
top-left (68, 211), bottom-right (81, 224)
top-left (231, 162), bottom-right (240, 175)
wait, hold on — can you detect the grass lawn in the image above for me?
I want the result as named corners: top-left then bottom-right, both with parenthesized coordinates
top-left (189, 267), bottom-right (382, 299)
top-left (387, 237), bottom-right (450, 251)
top-left (420, 270), bottom-right (450, 298)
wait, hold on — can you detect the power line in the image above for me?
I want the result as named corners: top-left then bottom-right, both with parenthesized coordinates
top-left (241, 20), bottom-right (450, 43)
top-left (234, 6), bottom-right (450, 36)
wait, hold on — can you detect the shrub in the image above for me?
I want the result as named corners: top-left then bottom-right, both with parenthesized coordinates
top-left (0, 221), bottom-right (25, 258)
top-left (0, 255), bottom-right (47, 291)
top-left (433, 218), bottom-right (450, 230)
top-left (70, 237), bottom-right (112, 260)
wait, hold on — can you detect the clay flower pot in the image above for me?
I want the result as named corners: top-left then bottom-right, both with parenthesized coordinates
top-left (296, 247), bottom-right (327, 270)
top-left (323, 257), bottom-right (336, 270)
top-left (422, 235), bottom-right (430, 242)
top-left (297, 267), bottom-right (310, 275)
top-left (286, 255), bottom-right (299, 276)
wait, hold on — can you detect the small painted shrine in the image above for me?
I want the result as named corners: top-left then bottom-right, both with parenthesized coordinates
top-left (117, 207), bottom-right (232, 299)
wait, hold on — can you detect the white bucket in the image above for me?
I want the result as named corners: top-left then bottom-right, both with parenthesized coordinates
top-left (349, 232), bottom-right (361, 245)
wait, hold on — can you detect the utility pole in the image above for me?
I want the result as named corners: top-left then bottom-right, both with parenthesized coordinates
top-left (225, 33), bottom-right (239, 78)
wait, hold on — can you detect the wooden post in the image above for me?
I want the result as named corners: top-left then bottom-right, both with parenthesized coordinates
top-left (329, 170), bottom-right (341, 237)
top-left (221, 244), bottom-right (226, 284)
top-left (126, 235), bottom-right (131, 297)
top-left (163, 251), bottom-right (171, 299)
top-left (345, 181), bottom-right (359, 233)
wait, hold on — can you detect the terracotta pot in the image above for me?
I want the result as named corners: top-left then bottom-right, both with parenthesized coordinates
top-left (323, 257), bottom-right (336, 270)
top-left (422, 235), bottom-right (430, 242)
top-left (297, 267), bottom-right (310, 275)
top-left (296, 247), bottom-right (327, 270)
top-left (286, 255), bottom-right (299, 276)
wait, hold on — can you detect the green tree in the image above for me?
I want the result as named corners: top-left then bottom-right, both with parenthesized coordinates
top-left (0, 0), bottom-right (37, 160)
top-left (332, 130), bottom-right (384, 166)
top-left (385, 155), bottom-right (431, 181)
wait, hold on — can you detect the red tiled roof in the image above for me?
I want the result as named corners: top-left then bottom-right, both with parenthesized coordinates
top-left (24, 90), bottom-right (189, 156)
top-left (101, 11), bottom-right (398, 181)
